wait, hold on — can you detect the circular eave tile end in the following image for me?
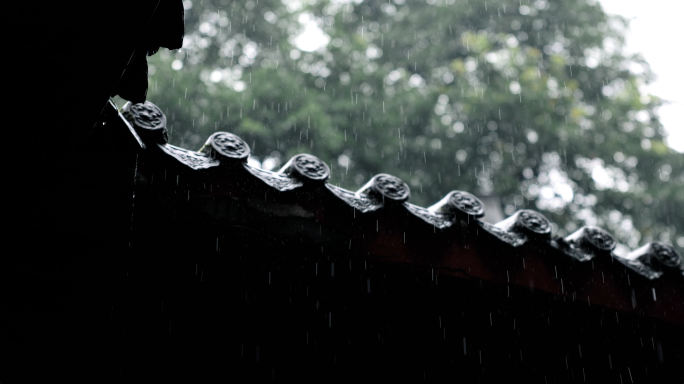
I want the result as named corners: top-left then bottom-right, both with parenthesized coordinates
top-left (448, 191), bottom-right (485, 217)
top-left (651, 241), bottom-right (682, 268)
top-left (209, 132), bottom-right (250, 160)
top-left (292, 154), bottom-right (330, 181)
top-left (123, 101), bottom-right (167, 131)
top-left (372, 174), bottom-right (410, 202)
top-left (517, 209), bottom-right (552, 235)
top-left (584, 226), bottom-right (616, 251)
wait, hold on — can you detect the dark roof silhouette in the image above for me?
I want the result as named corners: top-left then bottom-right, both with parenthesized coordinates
top-left (114, 99), bottom-right (684, 324)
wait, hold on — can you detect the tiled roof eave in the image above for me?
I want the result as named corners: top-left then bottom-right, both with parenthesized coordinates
top-left (110, 100), bottom-right (684, 324)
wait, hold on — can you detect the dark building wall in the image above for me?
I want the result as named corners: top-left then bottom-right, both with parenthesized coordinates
top-left (4, 100), bottom-right (683, 382)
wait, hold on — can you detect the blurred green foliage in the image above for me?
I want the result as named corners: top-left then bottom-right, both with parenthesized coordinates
top-left (132, 0), bottom-right (683, 252)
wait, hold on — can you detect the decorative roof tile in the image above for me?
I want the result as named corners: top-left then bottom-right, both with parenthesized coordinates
top-left (616, 242), bottom-right (684, 279)
top-left (122, 101), bottom-right (169, 144)
top-left (157, 144), bottom-right (220, 170)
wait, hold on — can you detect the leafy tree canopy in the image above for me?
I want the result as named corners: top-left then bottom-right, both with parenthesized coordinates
top-left (128, 0), bottom-right (684, 253)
